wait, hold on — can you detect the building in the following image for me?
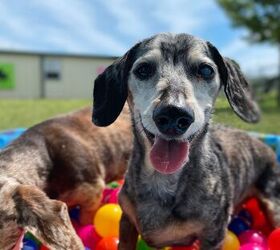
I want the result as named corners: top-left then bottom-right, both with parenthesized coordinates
top-left (0, 50), bottom-right (116, 99)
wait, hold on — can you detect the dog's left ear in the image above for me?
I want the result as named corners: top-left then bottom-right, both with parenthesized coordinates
top-left (92, 43), bottom-right (140, 127)
top-left (207, 42), bottom-right (260, 123)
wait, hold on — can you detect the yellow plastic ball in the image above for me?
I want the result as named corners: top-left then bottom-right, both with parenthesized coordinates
top-left (222, 230), bottom-right (240, 250)
top-left (93, 203), bottom-right (122, 238)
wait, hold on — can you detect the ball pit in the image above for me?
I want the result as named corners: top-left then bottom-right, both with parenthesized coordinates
top-left (18, 184), bottom-right (280, 250)
top-left (4, 129), bottom-right (279, 249)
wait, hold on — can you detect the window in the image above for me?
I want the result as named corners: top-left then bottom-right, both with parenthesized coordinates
top-left (43, 59), bottom-right (61, 80)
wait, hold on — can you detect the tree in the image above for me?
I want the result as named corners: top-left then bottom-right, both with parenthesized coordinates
top-left (217, 0), bottom-right (280, 106)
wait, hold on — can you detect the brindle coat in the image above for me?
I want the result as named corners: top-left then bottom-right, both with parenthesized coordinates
top-left (92, 33), bottom-right (280, 250)
top-left (0, 107), bottom-right (132, 250)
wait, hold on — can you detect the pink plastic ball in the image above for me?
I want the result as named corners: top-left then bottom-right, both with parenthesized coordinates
top-left (239, 243), bottom-right (266, 250)
top-left (102, 188), bottom-right (115, 203)
top-left (108, 188), bottom-right (120, 203)
top-left (239, 230), bottom-right (267, 247)
top-left (76, 224), bottom-right (101, 249)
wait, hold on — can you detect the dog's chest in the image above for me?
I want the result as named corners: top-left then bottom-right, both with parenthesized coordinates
top-left (136, 171), bottom-right (182, 229)
top-left (139, 171), bottom-right (179, 205)
top-left (131, 172), bottom-right (203, 247)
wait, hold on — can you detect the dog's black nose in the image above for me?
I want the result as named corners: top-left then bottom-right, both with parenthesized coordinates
top-left (153, 105), bottom-right (194, 136)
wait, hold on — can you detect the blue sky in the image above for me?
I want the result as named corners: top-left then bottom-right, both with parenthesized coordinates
top-left (0, 0), bottom-right (278, 77)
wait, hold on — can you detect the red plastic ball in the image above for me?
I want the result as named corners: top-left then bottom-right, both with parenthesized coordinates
top-left (243, 198), bottom-right (260, 217)
top-left (117, 179), bottom-right (125, 186)
top-left (252, 211), bottom-right (267, 229)
top-left (40, 246), bottom-right (49, 250)
top-left (96, 236), bottom-right (119, 250)
top-left (268, 228), bottom-right (280, 250)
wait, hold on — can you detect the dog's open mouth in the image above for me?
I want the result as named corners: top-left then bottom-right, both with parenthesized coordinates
top-left (150, 136), bottom-right (189, 174)
top-left (142, 124), bottom-right (190, 175)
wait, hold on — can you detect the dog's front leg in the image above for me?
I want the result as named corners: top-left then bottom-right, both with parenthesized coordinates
top-left (118, 213), bottom-right (138, 250)
top-left (200, 225), bottom-right (227, 250)
top-left (199, 209), bottom-right (230, 250)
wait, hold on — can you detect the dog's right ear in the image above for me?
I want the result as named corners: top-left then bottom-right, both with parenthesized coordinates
top-left (92, 43), bottom-right (140, 127)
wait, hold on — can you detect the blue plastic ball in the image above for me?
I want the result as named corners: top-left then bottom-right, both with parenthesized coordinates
top-left (238, 209), bottom-right (253, 226)
top-left (22, 238), bottom-right (38, 250)
top-left (228, 216), bottom-right (250, 235)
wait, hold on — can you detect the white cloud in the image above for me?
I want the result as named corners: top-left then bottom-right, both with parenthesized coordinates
top-left (221, 37), bottom-right (278, 77)
top-left (0, 0), bottom-right (277, 78)
top-left (98, 0), bottom-right (153, 39)
top-left (152, 0), bottom-right (216, 33)
top-left (0, 0), bottom-right (127, 55)
top-left (0, 36), bottom-right (26, 50)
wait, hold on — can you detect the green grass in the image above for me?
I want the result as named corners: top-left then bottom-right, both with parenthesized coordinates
top-left (0, 93), bottom-right (279, 134)
top-left (0, 99), bottom-right (90, 130)
top-left (213, 92), bottom-right (280, 134)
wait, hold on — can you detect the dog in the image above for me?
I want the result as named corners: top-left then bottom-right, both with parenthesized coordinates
top-left (92, 33), bottom-right (280, 250)
top-left (0, 106), bottom-right (132, 250)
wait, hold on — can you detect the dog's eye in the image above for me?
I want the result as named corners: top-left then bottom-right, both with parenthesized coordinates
top-left (134, 62), bottom-right (155, 80)
top-left (197, 64), bottom-right (214, 80)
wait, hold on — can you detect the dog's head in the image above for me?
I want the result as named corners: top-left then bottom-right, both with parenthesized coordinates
top-left (92, 33), bottom-right (260, 174)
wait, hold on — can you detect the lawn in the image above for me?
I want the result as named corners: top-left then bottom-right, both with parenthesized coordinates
top-left (0, 93), bottom-right (279, 134)
top-left (213, 92), bottom-right (280, 134)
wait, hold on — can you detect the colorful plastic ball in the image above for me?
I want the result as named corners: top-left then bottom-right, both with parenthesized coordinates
top-left (268, 228), bottom-right (280, 250)
top-left (107, 181), bottom-right (120, 188)
top-left (222, 230), bottom-right (240, 250)
top-left (136, 238), bottom-right (153, 250)
top-left (108, 188), bottom-right (121, 203)
top-left (117, 179), bottom-right (125, 186)
top-left (238, 230), bottom-right (267, 247)
top-left (69, 206), bottom-right (80, 221)
top-left (76, 224), bottom-right (101, 249)
top-left (24, 232), bottom-right (41, 247)
top-left (228, 217), bottom-right (250, 235)
top-left (40, 246), bottom-right (49, 250)
top-left (239, 243), bottom-right (266, 250)
top-left (238, 209), bottom-right (253, 226)
top-left (243, 198), bottom-right (260, 218)
top-left (96, 236), bottom-right (119, 250)
top-left (252, 211), bottom-right (267, 230)
top-left (102, 188), bottom-right (115, 203)
top-left (94, 203), bottom-right (122, 237)
top-left (22, 238), bottom-right (38, 250)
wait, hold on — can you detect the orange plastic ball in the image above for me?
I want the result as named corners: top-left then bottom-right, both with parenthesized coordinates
top-left (222, 230), bottom-right (240, 250)
top-left (94, 203), bottom-right (122, 237)
top-left (96, 237), bottom-right (119, 250)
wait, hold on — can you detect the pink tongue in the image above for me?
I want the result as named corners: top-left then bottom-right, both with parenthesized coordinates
top-left (150, 136), bottom-right (189, 174)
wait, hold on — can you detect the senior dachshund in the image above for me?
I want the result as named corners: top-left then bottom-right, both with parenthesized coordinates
top-left (0, 106), bottom-right (132, 250)
top-left (92, 33), bottom-right (280, 250)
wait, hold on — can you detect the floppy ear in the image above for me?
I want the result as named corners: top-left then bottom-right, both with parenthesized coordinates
top-left (207, 42), bottom-right (260, 123)
top-left (92, 43), bottom-right (140, 127)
